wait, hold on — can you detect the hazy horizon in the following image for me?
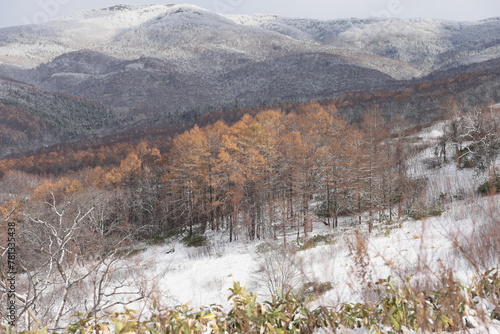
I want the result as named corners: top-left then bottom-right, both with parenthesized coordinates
top-left (1, 0), bottom-right (499, 29)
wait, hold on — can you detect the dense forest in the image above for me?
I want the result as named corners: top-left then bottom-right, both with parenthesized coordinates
top-left (1, 102), bottom-right (412, 241)
top-left (1, 99), bottom-right (500, 332)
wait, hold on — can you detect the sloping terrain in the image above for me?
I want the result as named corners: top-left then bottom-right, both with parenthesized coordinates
top-left (0, 4), bottom-right (499, 158)
top-left (69, 126), bottom-right (500, 331)
top-left (0, 76), bottom-right (122, 157)
top-left (232, 15), bottom-right (500, 73)
top-left (10, 50), bottom-right (396, 117)
top-left (1, 5), bottom-right (498, 74)
top-left (334, 57), bottom-right (500, 123)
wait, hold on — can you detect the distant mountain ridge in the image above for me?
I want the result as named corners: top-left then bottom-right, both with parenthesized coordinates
top-left (0, 4), bottom-right (499, 157)
top-left (1, 5), bottom-right (498, 72)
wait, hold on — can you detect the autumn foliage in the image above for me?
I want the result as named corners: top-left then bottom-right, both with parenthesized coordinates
top-left (0, 102), bottom-right (412, 243)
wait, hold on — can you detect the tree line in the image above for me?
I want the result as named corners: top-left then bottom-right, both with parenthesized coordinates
top-left (1, 102), bottom-right (411, 244)
top-left (14, 99), bottom-right (500, 244)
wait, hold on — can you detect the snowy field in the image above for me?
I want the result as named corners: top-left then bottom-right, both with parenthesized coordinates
top-left (9, 120), bottom-right (496, 332)
top-left (129, 194), bottom-right (498, 307)
top-left (120, 123), bottom-right (496, 306)
top-left (98, 124), bottom-right (498, 333)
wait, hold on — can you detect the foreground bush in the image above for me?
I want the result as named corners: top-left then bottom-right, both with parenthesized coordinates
top-left (5, 269), bottom-right (499, 333)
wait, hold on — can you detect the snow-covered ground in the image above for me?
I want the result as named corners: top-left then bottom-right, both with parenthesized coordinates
top-left (119, 124), bottom-right (500, 306)
top-left (128, 193), bottom-right (497, 308)
top-left (11, 120), bottom-right (496, 332)
top-left (408, 129), bottom-right (485, 204)
top-left (1, 4), bottom-right (499, 76)
top-left (106, 124), bottom-right (498, 334)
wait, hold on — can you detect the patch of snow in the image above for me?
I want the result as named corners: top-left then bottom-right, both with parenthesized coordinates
top-left (125, 62), bottom-right (144, 70)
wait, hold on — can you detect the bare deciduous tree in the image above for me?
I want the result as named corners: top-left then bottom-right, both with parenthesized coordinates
top-left (1, 181), bottom-right (145, 331)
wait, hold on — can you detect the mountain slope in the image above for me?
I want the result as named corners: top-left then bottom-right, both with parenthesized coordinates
top-left (1, 5), bottom-right (498, 74)
top-left (0, 76), bottom-right (122, 157)
top-left (0, 5), bottom-right (497, 96)
top-left (333, 57), bottom-right (500, 123)
top-left (231, 15), bottom-right (500, 73)
top-left (4, 50), bottom-right (396, 119)
top-left (0, 5), bottom-right (499, 158)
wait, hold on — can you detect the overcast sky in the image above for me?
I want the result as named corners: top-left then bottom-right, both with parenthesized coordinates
top-left (1, 0), bottom-right (500, 28)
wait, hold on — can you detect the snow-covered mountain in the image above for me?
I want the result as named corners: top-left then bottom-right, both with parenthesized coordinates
top-left (0, 4), bottom-right (500, 157)
top-left (0, 5), bottom-right (498, 87)
top-left (1, 5), bottom-right (498, 114)
top-left (1, 5), bottom-right (499, 73)
top-left (232, 15), bottom-right (500, 72)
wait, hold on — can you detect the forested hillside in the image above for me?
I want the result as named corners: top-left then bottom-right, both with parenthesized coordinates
top-left (0, 77), bottom-right (122, 157)
top-left (1, 100), bottom-right (499, 332)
